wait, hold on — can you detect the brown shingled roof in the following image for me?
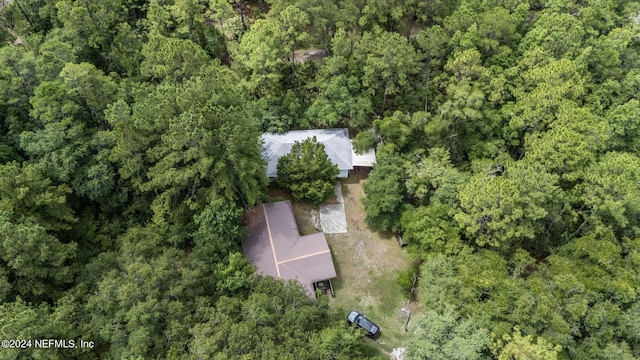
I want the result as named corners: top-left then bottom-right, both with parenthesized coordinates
top-left (242, 201), bottom-right (337, 297)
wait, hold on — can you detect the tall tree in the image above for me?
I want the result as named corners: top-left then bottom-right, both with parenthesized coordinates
top-left (401, 203), bottom-right (464, 256)
top-left (518, 12), bottom-right (585, 60)
top-left (578, 152), bottom-right (640, 235)
top-left (21, 62), bottom-right (120, 203)
top-left (353, 29), bottom-right (422, 112)
top-left (406, 147), bottom-right (469, 206)
top-left (505, 58), bottom-right (586, 149)
top-left (494, 327), bottom-right (562, 360)
top-left (141, 34), bottom-right (210, 83)
top-left (406, 304), bottom-right (490, 360)
top-left (108, 63), bottom-right (267, 225)
top-left (0, 216), bottom-right (77, 301)
top-left (524, 105), bottom-right (610, 184)
top-left (276, 137), bottom-right (339, 205)
top-left (455, 162), bottom-right (562, 251)
top-left (362, 144), bottom-right (408, 232)
top-left (306, 29), bottom-right (372, 129)
top-left (0, 161), bottom-right (76, 231)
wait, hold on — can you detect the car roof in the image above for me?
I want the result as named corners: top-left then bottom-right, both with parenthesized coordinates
top-left (356, 315), bottom-right (376, 330)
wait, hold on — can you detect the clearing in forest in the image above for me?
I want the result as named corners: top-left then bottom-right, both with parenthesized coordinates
top-left (270, 171), bottom-right (417, 355)
top-left (329, 171), bottom-right (416, 354)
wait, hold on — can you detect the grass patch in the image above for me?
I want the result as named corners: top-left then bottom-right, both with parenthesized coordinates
top-left (326, 170), bottom-right (416, 355)
top-left (268, 173), bottom-right (417, 355)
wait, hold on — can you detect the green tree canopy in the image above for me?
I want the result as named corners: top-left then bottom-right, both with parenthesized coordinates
top-left (108, 63), bottom-right (267, 225)
top-left (454, 162), bottom-right (562, 252)
top-left (362, 144), bottom-right (408, 232)
top-left (276, 136), bottom-right (339, 205)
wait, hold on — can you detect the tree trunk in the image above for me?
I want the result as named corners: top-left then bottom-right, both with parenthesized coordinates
top-left (573, 209), bottom-right (594, 238)
top-left (290, 49), bottom-right (297, 87)
top-left (12, 0), bottom-right (35, 30)
top-left (381, 79), bottom-right (390, 113)
top-left (234, 1), bottom-right (247, 32)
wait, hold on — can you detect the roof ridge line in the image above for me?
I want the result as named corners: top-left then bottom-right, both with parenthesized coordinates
top-left (262, 204), bottom-right (281, 278)
top-left (278, 249), bottom-right (331, 265)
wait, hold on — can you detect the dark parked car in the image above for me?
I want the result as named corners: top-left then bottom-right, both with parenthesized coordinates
top-left (347, 310), bottom-right (380, 338)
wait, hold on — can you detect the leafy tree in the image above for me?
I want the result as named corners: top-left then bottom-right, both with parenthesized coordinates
top-left (2, 1), bottom-right (639, 359)
top-left (506, 58), bottom-right (586, 148)
top-left (148, 0), bottom-right (230, 63)
top-left (523, 104), bottom-right (611, 187)
top-left (406, 303), bottom-right (490, 360)
top-left (352, 128), bottom-right (377, 153)
top-left (606, 99), bottom-right (640, 153)
top-left (108, 63), bottom-right (268, 225)
top-left (21, 62), bottom-right (120, 203)
top-left (578, 152), bottom-right (640, 235)
top-left (0, 215), bottom-right (77, 301)
top-left (33, 36), bottom-right (79, 81)
top-left (415, 25), bottom-right (449, 112)
top-left (0, 161), bottom-right (76, 231)
top-left (140, 34), bottom-right (210, 83)
top-left (494, 327), bottom-right (562, 360)
top-left (431, 49), bottom-right (505, 162)
top-left (454, 162), bottom-right (562, 251)
top-left (186, 277), bottom-right (370, 359)
top-left (233, 9), bottom-right (310, 99)
top-left (55, 0), bottom-right (130, 55)
top-left (518, 12), bottom-right (585, 59)
top-left (191, 198), bottom-right (244, 260)
top-left (267, 0), bottom-right (340, 47)
top-left (352, 29), bottom-right (422, 112)
top-left (306, 29), bottom-right (372, 129)
top-left (3, 0), bottom-right (57, 35)
top-left (402, 203), bottom-right (464, 256)
top-left (373, 111), bottom-right (427, 151)
top-left (0, 299), bottom-right (85, 360)
top-left (276, 137), bottom-right (339, 205)
top-left (0, 45), bottom-right (38, 140)
top-left (306, 59), bottom-right (372, 129)
top-left (406, 147), bottom-right (469, 206)
top-left (107, 22), bottom-right (145, 76)
top-left (58, 62), bottom-right (118, 125)
top-left (362, 144), bottom-right (408, 232)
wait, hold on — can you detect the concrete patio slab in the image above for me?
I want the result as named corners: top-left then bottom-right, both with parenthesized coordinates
top-left (320, 203), bottom-right (348, 233)
top-left (320, 183), bottom-right (347, 233)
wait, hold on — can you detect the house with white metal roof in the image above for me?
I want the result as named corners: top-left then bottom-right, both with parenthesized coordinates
top-left (261, 128), bottom-right (375, 178)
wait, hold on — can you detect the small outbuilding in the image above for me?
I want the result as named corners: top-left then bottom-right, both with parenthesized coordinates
top-left (242, 201), bottom-right (337, 298)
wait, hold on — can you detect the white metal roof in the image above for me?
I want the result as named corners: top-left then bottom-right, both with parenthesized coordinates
top-left (352, 147), bottom-right (376, 167)
top-left (262, 129), bottom-right (353, 178)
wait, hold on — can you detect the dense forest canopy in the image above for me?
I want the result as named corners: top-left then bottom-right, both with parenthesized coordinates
top-left (0, 0), bottom-right (639, 359)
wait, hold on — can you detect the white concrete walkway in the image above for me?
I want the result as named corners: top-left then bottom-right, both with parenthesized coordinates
top-left (319, 183), bottom-right (348, 233)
